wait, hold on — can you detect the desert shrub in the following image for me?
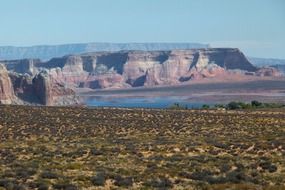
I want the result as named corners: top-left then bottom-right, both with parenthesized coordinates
top-left (189, 170), bottom-right (213, 181)
top-left (227, 102), bottom-right (241, 110)
top-left (0, 179), bottom-right (18, 190)
top-left (90, 148), bottom-right (103, 156)
top-left (10, 184), bottom-right (27, 190)
top-left (53, 183), bottom-right (77, 190)
top-left (212, 142), bottom-right (228, 149)
top-left (205, 176), bottom-right (228, 184)
top-left (219, 164), bottom-right (231, 173)
top-left (71, 149), bottom-right (88, 158)
top-left (125, 144), bottom-right (136, 153)
top-left (0, 179), bottom-right (11, 188)
top-left (15, 170), bottom-right (30, 179)
top-left (251, 100), bottom-right (262, 107)
top-left (202, 104), bottom-right (210, 109)
top-left (250, 170), bottom-right (259, 178)
top-left (215, 101), bottom-right (284, 110)
top-left (90, 172), bottom-right (106, 186)
top-left (239, 102), bottom-right (252, 109)
top-left (178, 171), bottom-right (192, 179)
top-left (168, 154), bottom-right (184, 162)
top-left (1, 170), bottom-right (15, 178)
top-left (263, 103), bottom-right (285, 108)
top-left (15, 168), bottom-right (37, 179)
top-left (225, 170), bottom-right (247, 183)
top-left (169, 103), bottom-right (188, 110)
top-left (40, 171), bottom-right (59, 179)
top-left (259, 161), bottom-right (277, 173)
top-left (38, 184), bottom-right (49, 190)
top-left (114, 176), bottom-right (133, 187)
top-left (191, 155), bottom-right (208, 163)
top-left (144, 177), bottom-right (173, 189)
top-left (114, 168), bottom-right (133, 176)
top-left (226, 101), bottom-right (254, 109)
top-left (146, 162), bottom-right (158, 170)
top-left (235, 163), bottom-right (245, 171)
top-left (268, 165), bottom-right (278, 173)
top-left (30, 180), bottom-right (50, 190)
top-left (214, 104), bottom-right (225, 108)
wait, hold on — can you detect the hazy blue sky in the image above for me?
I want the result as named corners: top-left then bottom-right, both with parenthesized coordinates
top-left (0, 0), bottom-right (284, 58)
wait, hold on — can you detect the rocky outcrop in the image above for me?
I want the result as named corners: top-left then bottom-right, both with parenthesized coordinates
top-left (80, 74), bottom-right (131, 89)
top-left (1, 59), bottom-right (40, 75)
top-left (32, 70), bottom-right (79, 106)
top-left (0, 64), bottom-right (79, 106)
top-left (0, 64), bottom-right (15, 104)
top-left (255, 67), bottom-right (282, 77)
top-left (32, 71), bottom-right (51, 105)
top-left (271, 65), bottom-right (285, 75)
top-left (9, 73), bottom-right (36, 103)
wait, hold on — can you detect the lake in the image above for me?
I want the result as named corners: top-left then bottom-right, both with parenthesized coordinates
top-left (84, 96), bottom-right (207, 109)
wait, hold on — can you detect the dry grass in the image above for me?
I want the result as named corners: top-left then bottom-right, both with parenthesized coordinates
top-left (0, 105), bottom-right (284, 189)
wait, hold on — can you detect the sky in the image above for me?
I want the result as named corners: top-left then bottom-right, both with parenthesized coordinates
top-left (0, 0), bottom-right (284, 58)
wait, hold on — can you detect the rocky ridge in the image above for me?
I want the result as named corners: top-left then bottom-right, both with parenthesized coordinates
top-left (0, 64), bottom-right (15, 104)
top-left (29, 48), bottom-right (281, 89)
top-left (0, 42), bottom-right (209, 60)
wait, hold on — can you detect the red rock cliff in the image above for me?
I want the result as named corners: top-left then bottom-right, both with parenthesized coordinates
top-left (0, 64), bottom-right (15, 104)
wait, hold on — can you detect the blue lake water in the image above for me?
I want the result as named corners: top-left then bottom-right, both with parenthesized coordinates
top-left (84, 96), bottom-right (208, 109)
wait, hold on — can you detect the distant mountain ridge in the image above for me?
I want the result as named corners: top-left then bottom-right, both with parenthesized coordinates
top-left (248, 57), bottom-right (285, 66)
top-left (248, 57), bottom-right (285, 74)
top-left (271, 65), bottom-right (285, 75)
top-left (0, 42), bottom-right (210, 61)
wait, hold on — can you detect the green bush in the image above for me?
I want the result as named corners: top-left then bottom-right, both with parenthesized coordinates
top-left (144, 177), bottom-right (173, 188)
top-left (251, 100), bottom-right (262, 107)
top-left (40, 171), bottom-right (59, 179)
top-left (202, 104), bottom-right (210, 109)
top-left (227, 102), bottom-right (241, 110)
top-left (91, 172), bottom-right (106, 186)
top-left (169, 103), bottom-right (188, 110)
top-left (214, 104), bottom-right (225, 108)
top-left (114, 176), bottom-right (133, 187)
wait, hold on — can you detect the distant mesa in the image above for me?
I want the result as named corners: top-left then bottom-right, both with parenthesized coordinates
top-left (0, 46), bottom-right (284, 106)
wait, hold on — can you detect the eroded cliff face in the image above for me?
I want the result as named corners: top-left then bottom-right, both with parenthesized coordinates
top-left (0, 64), bottom-right (79, 106)
top-left (1, 48), bottom-right (282, 93)
top-left (1, 59), bottom-right (40, 75)
top-left (32, 70), bottom-right (79, 106)
top-left (0, 64), bottom-right (15, 104)
top-left (34, 48), bottom-right (268, 89)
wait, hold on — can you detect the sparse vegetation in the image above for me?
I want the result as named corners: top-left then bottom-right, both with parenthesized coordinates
top-left (169, 100), bottom-right (285, 110)
top-left (226, 100), bottom-right (285, 110)
top-left (0, 105), bottom-right (284, 189)
top-left (169, 102), bottom-right (188, 109)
